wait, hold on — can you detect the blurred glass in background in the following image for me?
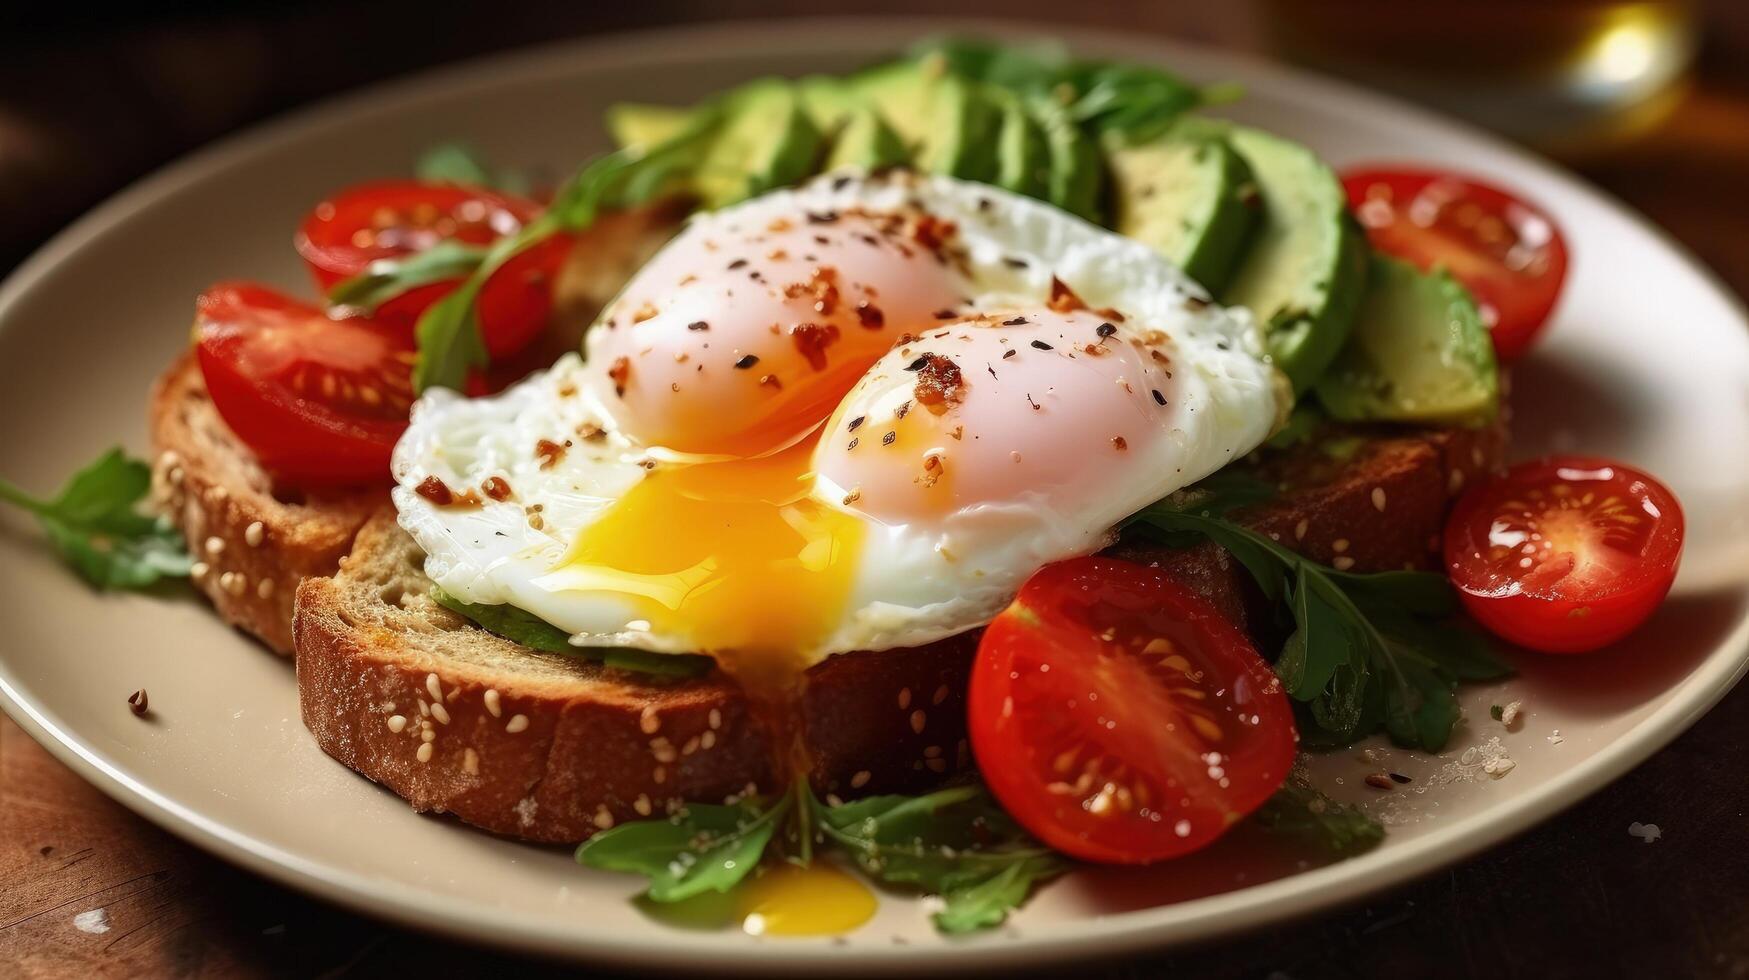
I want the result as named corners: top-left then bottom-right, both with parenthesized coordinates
top-left (1255, 0), bottom-right (1699, 156)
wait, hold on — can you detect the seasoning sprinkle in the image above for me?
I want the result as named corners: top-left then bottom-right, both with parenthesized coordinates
top-left (1003, 349), bottom-right (1016, 359)
top-left (687, 320), bottom-right (709, 331)
top-left (1005, 317), bottom-right (1030, 327)
top-left (127, 689), bottom-right (149, 717)
top-left (726, 258), bottom-right (748, 270)
top-left (733, 354), bottom-right (759, 369)
top-left (1029, 339), bottom-right (1053, 350)
top-left (882, 431), bottom-right (897, 446)
top-left (848, 415), bottom-right (865, 432)
top-left (904, 355), bottom-right (930, 372)
top-left (1096, 322), bottom-right (1117, 339)
top-left (932, 308), bottom-right (958, 320)
top-left (1152, 389), bottom-right (1167, 406)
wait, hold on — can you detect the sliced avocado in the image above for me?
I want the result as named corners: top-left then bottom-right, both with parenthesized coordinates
top-left (606, 103), bottom-right (694, 151)
top-left (692, 79), bottom-right (825, 209)
top-left (845, 59), bottom-right (935, 157)
top-left (1106, 126), bottom-right (1260, 293)
top-left (1210, 123), bottom-right (1368, 393)
top-left (825, 106), bottom-right (909, 171)
top-left (917, 75), bottom-right (1002, 181)
top-left (1030, 94), bottom-right (1103, 222)
top-left (1315, 255), bottom-right (1499, 424)
top-left (994, 92), bottom-right (1050, 200)
top-left (796, 74), bottom-right (860, 131)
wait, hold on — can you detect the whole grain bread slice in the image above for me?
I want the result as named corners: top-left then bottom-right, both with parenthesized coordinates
top-left (294, 419), bottom-right (1506, 842)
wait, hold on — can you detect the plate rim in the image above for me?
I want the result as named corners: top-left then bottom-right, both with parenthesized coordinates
top-left (2, 15), bottom-right (1747, 973)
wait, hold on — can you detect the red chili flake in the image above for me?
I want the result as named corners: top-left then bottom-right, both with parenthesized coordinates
top-left (932, 309), bottom-right (958, 320)
top-left (607, 356), bottom-right (631, 396)
top-left (734, 354), bottom-right (760, 369)
top-left (1047, 276), bottom-right (1086, 313)
top-left (783, 265), bottom-right (840, 315)
top-left (482, 476), bottom-right (513, 501)
top-left (917, 452), bottom-right (945, 489)
top-left (577, 422), bottom-right (606, 441)
top-left (913, 354), bottom-right (966, 414)
top-left (416, 475), bottom-right (455, 505)
top-left (894, 400), bottom-right (912, 420)
top-left (855, 301), bottom-right (884, 329)
top-left (1364, 773), bottom-right (1395, 790)
top-left (127, 689), bottom-right (149, 717)
top-left (1029, 339), bottom-right (1053, 350)
top-left (768, 217), bottom-right (794, 233)
top-left (631, 303), bottom-right (659, 324)
top-left (1096, 307), bottom-right (1126, 322)
top-left (1110, 437), bottom-right (1128, 451)
top-left (760, 374), bottom-right (782, 389)
top-left (909, 213), bottom-right (957, 254)
top-left (789, 322), bottom-right (840, 371)
top-left (687, 320), bottom-right (710, 331)
top-left (536, 439), bottom-right (567, 469)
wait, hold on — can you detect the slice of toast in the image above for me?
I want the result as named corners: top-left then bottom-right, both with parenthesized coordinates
top-left (150, 353), bottom-right (380, 655)
top-left (293, 420), bottom-right (1505, 842)
top-left (148, 205), bottom-right (682, 655)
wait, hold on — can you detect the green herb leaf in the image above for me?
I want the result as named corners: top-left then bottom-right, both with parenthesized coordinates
top-left (1252, 774), bottom-right (1384, 855)
top-left (813, 784), bottom-right (1066, 932)
top-left (326, 240), bottom-right (488, 314)
top-left (0, 449), bottom-right (193, 589)
top-left (1065, 62), bottom-right (1204, 144)
top-left (577, 795), bottom-right (788, 902)
top-left (1128, 505), bottom-right (1508, 751)
top-left (417, 142), bottom-right (493, 187)
top-left (430, 588), bottom-right (713, 678)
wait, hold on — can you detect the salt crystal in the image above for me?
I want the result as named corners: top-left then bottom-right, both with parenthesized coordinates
top-left (1628, 822), bottom-right (1662, 843)
top-left (1500, 700), bottom-right (1523, 728)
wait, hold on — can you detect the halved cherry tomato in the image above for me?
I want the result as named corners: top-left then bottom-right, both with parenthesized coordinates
top-left (195, 282), bottom-right (415, 485)
top-left (968, 557), bottom-right (1297, 865)
top-left (1344, 167), bottom-right (1569, 361)
top-left (295, 180), bottom-right (572, 358)
top-left (1444, 457), bottom-right (1683, 653)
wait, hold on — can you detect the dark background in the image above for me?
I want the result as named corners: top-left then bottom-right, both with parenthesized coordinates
top-left (3, 3), bottom-right (1749, 978)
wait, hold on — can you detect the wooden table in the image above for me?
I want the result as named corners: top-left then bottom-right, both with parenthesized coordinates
top-left (4, 4), bottom-right (1749, 977)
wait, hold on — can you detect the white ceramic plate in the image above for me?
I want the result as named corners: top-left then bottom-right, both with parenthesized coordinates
top-left (2, 18), bottom-right (1747, 975)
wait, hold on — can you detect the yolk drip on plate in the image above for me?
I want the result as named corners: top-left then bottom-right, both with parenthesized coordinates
top-left (545, 437), bottom-right (864, 686)
top-left (737, 862), bottom-right (878, 937)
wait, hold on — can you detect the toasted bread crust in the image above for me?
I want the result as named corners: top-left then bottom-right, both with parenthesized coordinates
top-left (294, 418), bottom-right (1505, 841)
top-left (150, 353), bottom-right (379, 654)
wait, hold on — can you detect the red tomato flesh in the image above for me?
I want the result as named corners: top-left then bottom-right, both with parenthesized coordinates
top-left (195, 282), bottom-right (415, 486)
top-left (1344, 167), bottom-right (1569, 361)
top-left (1444, 457), bottom-right (1683, 653)
top-left (295, 180), bottom-right (569, 358)
top-left (968, 558), bottom-right (1297, 865)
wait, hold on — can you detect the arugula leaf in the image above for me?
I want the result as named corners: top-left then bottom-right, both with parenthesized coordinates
top-left (326, 240), bottom-right (487, 313)
top-left (1128, 506), bottom-right (1508, 751)
top-left (430, 588), bottom-right (713, 678)
top-left (812, 784), bottom-right (1066, 933)
top-left (0, 449), bottom-right (192, 589)
top-left (577, 794), bottom-right (788, 902)
top-left (1252, 775), bottom-right (1384, 855)
top-left (1065, 61), bottom-right (1203, 144)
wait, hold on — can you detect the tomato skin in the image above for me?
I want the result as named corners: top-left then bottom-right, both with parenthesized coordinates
top-left (968, 558), bottom-right (1297, 865)
top-left (194, 282), bottom-right (415, 486)
top-left (295, 180), bottom-right (564, 358)
top-left (1343, 167), bottom-right (1569, 361)
top-left (1444, 457), bottom-right (1684, 654)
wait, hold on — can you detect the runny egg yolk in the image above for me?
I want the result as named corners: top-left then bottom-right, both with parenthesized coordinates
top-left (544, 437), bottom-right (864, 683)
